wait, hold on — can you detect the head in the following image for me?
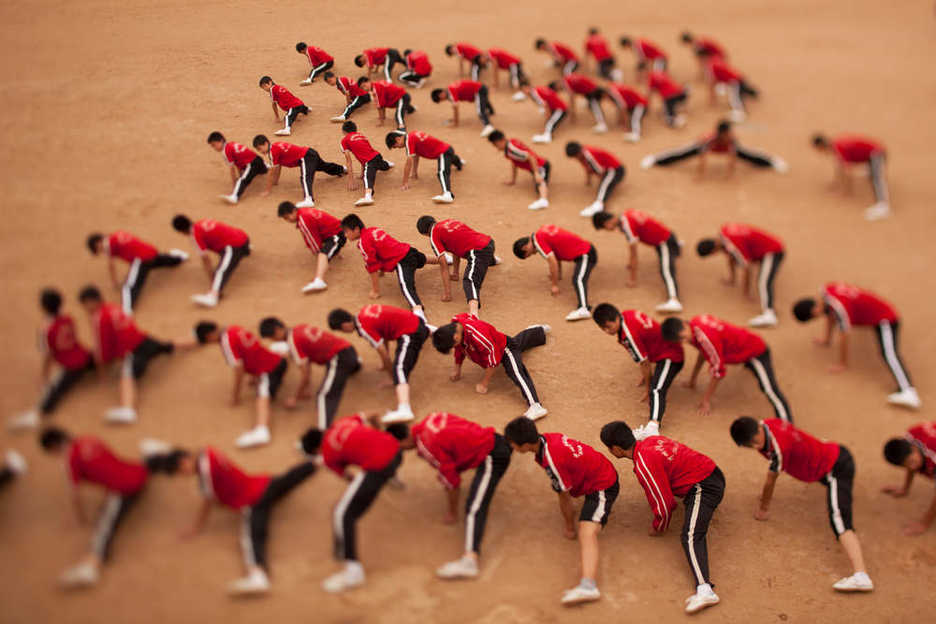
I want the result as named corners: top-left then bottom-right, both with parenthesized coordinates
top-left (39, 426), bottom-right (70, 454)
top-left (811, 133), bottom-right (829, 151)
top-left (534, 38), bottom-right (547, 51)
top-left (252, 134), bottom-right (271, 154)
top-left (172, 214), bottom-right (192, 235)
top-left (564, 141), bottom-right (583, 158)
top-left (385, 423), bottom-right (410, 443)
top-left (430, 88), bottom-right (447, 104)
top-left (386, 131), bottom-right (406, 150)
top-left (358, 76), bottom-right (372, 91)
top-left (295, 42), bottom-right (307, 54)
top-left (503, 417), bottom-right (540, 453)
top-left (600, 420), bottom-right (636, 458)
top-left (323, 71), bottom-right (336, 85)
top-left (592, 303), bottom-right (621, 335)
top-left (512, 236), bottom-right (534, 260)
top-left (327, 308), bottom-right (355, 333)
top-left (588, 27), bottom-right (600, 36)
top-left (487, 130), bottom-right (506, 149)
top-left (146, 449), bottom-right (193, 476)
top-left (86, 233), bottom-right (104, 255)
top-left (403, 49), bottom-right (412, 58)
top-left (77, 285), bottom-right (103, 314)
top-left (619, 37), bottom-right (632, 48)
top-left (431, 323), bottom-right (463, 353)
top-left (258, 75), bottom-right (273, 91)
top-left (40, 288), bottom-right (63, 316)
top-left (194, 321), bottom-right (220, 344)
top-left (547, 80), bottom-right (562, 93)
top-left (729, 416), bottom-right (764, 448)
top-left (883, 438), bottom-right (923, 471)
top-left (792, 298), bottom-right (820, 323)
top-left (416, 215), bottom-right (436, 236)
top-left (592, 211), bottom-right (619, 231)
top-left (716, 119), bottom-right (732, 137)
top-left (206, 131), bottom-right (225, 151)
top-left (340, 214), bottom-right (365, 240)
top-left (444, 44), bottom-right (455, 56)
top-left (660, 317), bottom-right (689, 343)
top-left (354, 54), bottom-right (366, 67)
top-left (300, 428), bottom-right (323, 456)
top-left (258, 316), bottom-right (287, 341)
top-left (696, 238), bottom-right (719, 257)
top-left (680, 31), bottom-right (694, 44)
top-left (342, 120), bottom-right (358, 134)
top-left (277, 201), bottom-right (298, 223)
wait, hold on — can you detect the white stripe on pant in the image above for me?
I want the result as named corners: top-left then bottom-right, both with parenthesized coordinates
top-left (396, 264), bottom-right (419, 308)
top-left (573, 254), bottom-right (590, 309)
top-left (503, 349), bottom-right (536, 405)
top-left (630, 105), bottom-right (645, 137)
top-left (211, 246), bottom-right (234, 293)
top-left (657, 242), bottom-right (677, 299)
top-left (595, 169), bottom-right (615, 203)
top-left (827, 475), bottom-right (846, 535)
top-left (544, 109), bottom-right (564, 136)
top-left (590, 489), bottom-right (607, 522)
top-left (685, 485), bottom-right (705, 584)
top-left (466, 251), bottom-right (478, 300)
top-left (437, 154), bottom-right (451, 195)
top-left (464, 455), bottom-right (493, 552)
top-left (878, 321), bottom-right (911, 391)
top-left (232, 163), bottom-right (255, 197)
top-left (588, 97), bottom-right (606, 126)
top-left (748, 357), bottom-right (790, 422)
top-left (758, 253), bottom-right (776, 313)
top-left (728, 82), bottom-right (744, 113)
top-left (363, 160), bottom-right (373, 190)
top-left (299, 156), bottom-right (313, 200)
top-left (395, 333), bottom-right (411, 384)
top-left (650, 359), bottom-right (671, 422)
top-left (333, 472), bottom-right (365, 559)
top-left (317, 356), bottom-right (339, 429)
top-left (91, 494), bottom-right (124, 558)
top-left (240, 508), bottom-right (258, 568)
top-left (122, 258), bottom-right (142, 314)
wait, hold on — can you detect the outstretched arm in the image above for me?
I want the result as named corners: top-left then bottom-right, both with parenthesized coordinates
top-left (180, 498), bottom-right (213, 539)
top-left (547, 254), bottom-right (561, 296)
top-left (754, 469), bottom-right (779, 520)
top-left (557, 491), bottom-right (577, 539)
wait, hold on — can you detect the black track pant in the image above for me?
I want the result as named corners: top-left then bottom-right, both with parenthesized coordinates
top-left (469, 55), bottom-right (484, 81)
top-left (0, 468), bottom-right (14, 489)
top-left (756, 251), bottom-right (783, 312)
top-left (743, 348), bottom-right (792, 422)
top-left (571, 245), bottom-right (598, 309)
top-left (341, 94), bottom-right (371, 118)
top-left (121, 254), bottom-right (185, 313)
top-left (501, 325), bottom-right (547, 406)
top-left (124, 336), bottom-right (174, 380)
top-left (242, 461), bottom-right (317, 570)
top-left (392, 321), bottom-right (429, 385)
top-left (384, 49), bottom-right (405, 81)
top-left (284, 105), bottom-right (309, 131)
top-left (232, 156), bottom-right (268, 199)
top-left (628, 105), bottom-right (646, 136)
top-left (464, 434), bottom-right (512, 554)
top-left (868, 153), bottom-right (889, 203)
top-left (820, 445), bottom-right (855, 538)
top-left (363, 155), bottom-right (391, 192)
top-left (463, 240), bottom-right (495, 306)
top-left (307, 60), bottom-right (334, 82)
top-left (561, 59), bottom-right (579, 75)
top-left (653, 142), bottom-right (777, 168)
top-left (874, 320), bottom-right (913, 392)
top-left (663, 93), bottom-right (687, 126)
top-left (211, 241), bottom-right (250, 295)
top-left (393, 93), bottom-right (414, 130)
top-left (654, 233), bottom-right (681, 300)
top-left (92, 492), bottom-right (141, 561)
top-left (398, 70), bottom-right (429, 86)
top-left (508, 63), bottom-right (527, 88)
top-left (316, 346), bottom-right (362, 429)
top-left (647, 359), bottom-right (683, 424)
top-left (39, 359), bottom-right (95, 414)
top-left (394, 247), bottom-right (427, 309)
top-left (681, 466), bottom-right (725, 587)
top-left (300, 149), bottom-right (345, 201)
top-left (542, 109), bottom-right (566, 138)
top-left (594, 166), bottom-right (625, 204)
top-left (436, 147), bottom-right (461, 196)
top-left (585, 90), bottom-right (606, 126)
top-left (474, 85), bottom-right (494, 126)
top-left (598, 58), bottom-right (616, 80)
top-left (333, 451), bottom-right (402, 561)
top-left (727, 79), bottom-right (757, 113)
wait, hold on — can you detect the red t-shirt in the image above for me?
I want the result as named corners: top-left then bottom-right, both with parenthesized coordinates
top-left (760, 419), bottom-right (840, 483)
top-left (406, 50), bottom-right (432, 75)
top-left (197, 447), bottom-right (271, 509)
top-left (428, 218), bottom-right (491, 258)
top-left (295, 207), bottom-right (341, 253)
top-left (68, 437), bottom-right (148, 495)
top-left (452, 313), bottom-right (507, 368)
top-left (532, 224), bottom-right (591, 261)
top-left (632, 436), bottom-right (716, 531)
top-left (412, 412), bottom-right (496, 489)
top-left (579, 145), bottom-right (622, 174)
top-left (822, 282), bottom-right (898, 330)
top-left (832, 136), bottom-right (884, 163)
top-left (607, 84), bottom-right (648, 109)
top-left (355, 304), bottom-right (421, 347)
top-left (270, 84), bottom-right (304, 111)
top-left (618, 309), bottom-right (684, 363)
top-left (107, 230), bottom-right (158, 263)
top-left (719, 223), bottom-right (784, 263)
top-left (620, 210), bottom-right (671, 246)
top-left (505, 138), bottom-right (546, 172)
top-left (455, 42), bottom-right (482, 60)
top-left (405, 131), bottom-right (450, 159)
top-left (287, 324), bottom-right (350, 365)
top-left (448, 80), bottom-right (482, 102)
top-left (42, 315), bottom-right (92, 370)
top-left (221, 325), bottom-right (282, 375)
top-left (648, 71), bottom-right (684, 99)
top-left (689, 314), bottom-right (766, 379)
top-left (269, 142), bottom-right (308, 168)
top-left (707, 58), bottom-right (742, 83)
top-left (530, 86), bottom-right (568, 112)
top-left (906, 422), bottom-right (936, 479)
top-left (536, 433), bottom-right (617, 498)
top-left (356, 226), bottom-right (410, 273)
top-left (694, 37), bottom-right (725, 59)
top-left (372, 80), bottom-right (406, 107)
top-left (322, 414), bottom-right (400, 475)
top-left (363, 47), bottom-right (388, 67)
top-left (94, 303), bottom-right (145, 364)
top-left (585, 34), bottom-right (613, 61)
top-left (563, 73), bottom-right (599, 95)
top-left (337, 76), bottom-right (368, 98)
top-left (636, 38), bottom-right (667, 61)
top-left (304, 45), bottom-right (333, 66)
top-left (549, 41), bottom-right (579, 62)
top-left (488, 48), bottom-right (521, 68)
top-left (223, 142), bottom-right (259, 170)
top-left (340, 132), bottom-right (380, 165)
top-left (192, 219), bottom-right (248, 254)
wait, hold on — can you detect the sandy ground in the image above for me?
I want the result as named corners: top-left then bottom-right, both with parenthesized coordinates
top-left (1, 0), bottom-right (935, 622)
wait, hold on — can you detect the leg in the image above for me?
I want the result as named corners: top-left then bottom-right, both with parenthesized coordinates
top-left (757, 252), bottom-right (782, 313)
top-left (727, 81), bottom-right (745, 114)
top-left (869, 153), bottom-right (889, 203)
top-left (501, 345), bottom-right (540, 406)
top-left (735, 145), bottom-right (776, 168)
top-left (437, 149), bottom-right (453, 196)
top-left (648, 360), bottom-right (683, 424)
top-left (543, 110), bottom-right (566, 138)
top-left (630, 105), bottom-right (645, 138)
top-left (744, 349), bottom-right (792, 422)
top-left (342, 94), bottom-right (370, 118)
top-left (875, 321), bottom-right (913, 392)
top-left (571, 248), bottom-right (596, 310)
top-left (284, 107), bottom-right (301, 132)
top-left (463, 438), bottom-right (511, 556)
top-left (363, 160), bottom-right (377, 195)
top-left (211, 246), bottom-right (236, 296)
top-left (462, 243), bottom-right (492, 310)
top-left (510, 326), bottom-right (547, 352)
top-left (394, 94), bottom-right (409, 130)
top-left (333, 457), bottom-right (399, 561)
top-left (309, 60), bottom-right (334, 82)
top-left (121, 258), bottom-right (149, 313)
top-left (681, 468), bottom-right (724, 588)
top-left (91, 493), bottom-right (139, 563)
top-left (653, 142), bottom-right (703, 166)
top-left (587, 93), bottom-right (606, 127)
top-left (39, 366), bottom-right (90, 415)
top-left (594, 167), bottom-right (623, 205)
top-left (654, 236), bottom-right (680, 300)
top-left (475, 87), bottom-right (491, 126)
top-left (395, 261), bottom-right (422, 309)
top-left (316, 349), bottom-right (359, 429)
top-left (300, 151), bottom-right (320, 201)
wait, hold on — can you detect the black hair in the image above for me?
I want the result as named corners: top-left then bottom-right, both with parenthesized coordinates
top-left (259, 75), bottom-right (273, 87)
top-left (342, 120), bottom-right (357, 133)
top-left (300, 428), bottom-right (323, 454)
top-left (660, 317), bottom-right (684, 342)
top-left (385, 130), bottom-right (405, 149)
top-left (357, 76), bottom-right (370, 87)
top-left (323, 71), bottom-right (335, 81)
top-left (327, 308), bottom-right (354, 330)
top-left (39, 426), bottom-right (69, 451)
top-left (444, 44), bottom-right (455, 56)
top-left (547, 80), bottom-right (562, 92)
top-left (697, 48), bottom-right (714, 58)
top-left (564, 141), bottom-right (582, 157)
top-left (431, 323), bottom-right (458, 353)
top-left (534, 38), bottom-right (547, 49)
top-left (86, 233), bottom-right (104, 255)
top-left (295, 42), bottom-right (307, 52)
top-left (145, 449), bottom-right (190, 475)
top-left (636, 60), bottom-right (648, 72)
top-left (592, 303), bottom-right (620, 326)
top-left (78, 285), bottom-right (101, 303)
top-left (252, 134), bottom-right (269, 149)
top-left (194, 321), bottom-right (218, 344)
top-left (592, 211), bottom-right (615, 230)
top-left (681, 31), bottom-right (693, 43)
top-left (730, 416), bottom-right (760, 446)
top-left (416, 215), bottom-right (436, 235)
top-left (277, 201), bottom-right (297, 218)
top-left (504, 417), bottom-right (539, 445)
top-left (385, 423), bottom-right (410, 441)
top-left (40, 288), bottom-right (63, 315)
top-left (883, 438), bottom-right (913, 466)
top-left (588, 27), bottom-right (599, 35)
top-left (696, 238), bottom-right (717, 256)
top-left (619, 37), bottom-right (632, 47)
top-left (207, 131), bottom-right (225, 144)
top-left (716, 120), bottom-right (732, 134)
top-left (600, 421), bottom-right (636, 450)
top-left (518, 76), bottom-right (530, 88)
top-left (512, 237), bottom-right (531, 260)
top-left (354, 54), bottom-right (366, 67)
top-left (812, 133), bottom-right (828, 148)
top-left (403, 48), bottom-right (412, 57)
top-left (487, 130), bottom-right (505, 144)
top-left (340, 214), bottom-right (365, 231)
top-left (172, 214), bottom-right (192, 233)
top-left (792, 298), bottom-right (818, 322)
top-left (430, 88), bottom-right (446, 103)
top-left (258, 316), bottom-right (285, 338)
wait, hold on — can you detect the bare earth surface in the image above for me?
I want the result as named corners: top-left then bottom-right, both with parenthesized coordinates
top-left (1, 1), bottom-right (934, 622)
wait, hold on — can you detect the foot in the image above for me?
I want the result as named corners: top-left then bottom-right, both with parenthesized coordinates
top-left (382, 405), bottom-right (415, 424)
top-left (228, 568), bottom-right (271, 596)
top-left (274, 129), bottom-right (291, 136)
top-left (322, 562), bottom-right (365, 594)
top-left (5, 449), bottom-right (26, 475)
top-left (385, 160), bottom-right (395, 168)
top-left (480, 124), bottom-right (495, 138)
top-left (749, 310), bottom-right (778, 328)
top-left (299, 78), bottom-right (313, 86)
top-left (672, 114), bottom-right (687, 128)
top-left (354, 196), bottom-right (375, 206)
top-left (432, 192), bottom-right (454, 204)
top-left (770, 158), bottom-right (789, 174)
top-left (295, 197), bottom-right (315, 208)
top-left (301, 278), bottom-right (328, 293)
top-left (511, 92), bottom-right (526, 102)
top-left (865, 202), bottom-right (891, 221)
top-left (560, 583), bottom-right (601, 605)
top-left (443, 252), bottom-right (455, 264)
top-left (139, 438), bottom-right (171, 458)
top-left (591, 123), bottom-right (608, 134)
top-left (415, 78), bottom-right (426, 88)
top-left (235, 425), bottom-right (271, 449)
top-left (425, 323), bottom-right (438, 333)
top-left (565, 307), bottom-right (591, 321)
top-left (579, 202), bottom-right (603, 217)
top-left (268, 341), bottom-right (290, 356)
top-left (527, 198), bottom-right (549, 211)
top-left (623, 132), bottom-right (640, 143)
top-left (531, 133), bottom-right (552, 144)
top-left (492, 255), bottom-right (503, 265)
top-left (640, 155), bottom-right (656, 169)
top-left (8, 410), bottom-right (39, 431)
top-left (728, 109), bottom-right (746, 123)
top-left (524, 403), bottom-right (548, 421)
top-left (59, 561), bottom-right (99, 589)
top-left (655, 298), bottom-right (683, 314)
top-left (105, 406), bottom-right (137, 424)
top-left (887, 388), bottom-right (922, 409)
top-left (685, 584), bottom-right (720, 613)
top-left (168, 248), bottom-right (189, 261)
top-left (436, 556), bottom-right (479, 580)
top-left (330, 115), bottom-right (346, 123)
top-left (191, 292), bottom-right (219, 308)
top-left (219, 194), bottom-right (238, 205)
top-left (526, 324), bottom-right (551, 334)
top-left (832, 571), bottom-right (873, 593)
top-left (642, 421), bottom-right (660, 438)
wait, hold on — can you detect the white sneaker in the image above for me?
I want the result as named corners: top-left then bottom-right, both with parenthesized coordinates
top-left (322, 562), bottom-right (365, 593)
top-left (385, 160), bottom-right (395, 168)
top-left (436, 556), bottom-right (479, 580)
top-left (191, 292), bottom-right (219, 308)
top-left (354, 195), bottom-right (375, 206)
top-left (268, 341), bottom-right (290, 357)
top-left (139, 438), bottom-right (171, 458)
top-left (865, 202), bottom-right (891, 221)
top-left (59, 562), bottom-right (99, 589)
top-left (432, 192), bottom-right (454, 204)
top-left (579, 202), bottom-right (603, 217)
top-left (105, 406), bottom-right (137, 424)
top-left (527, 324), bottom-right (551, 334)
top-left (749, 310), bottom-right (778, 328)
top-left (655, 298), bottom-right (683, 313)
top-left (5, 450), bottom-right (26, 474)
top-left (274, 129), bottom-right (291, 136)
top-left (714, 83), bottom-right (728, 96)
top-left (887, 388), bottom-right (922, 409)
top-left (493, 255), bottom-right (503, 265)
top-left (592, 123), bottom-right (608, 134)
top-left (443, 252), bottom-right (455, 263)
top-left (560, 584), bottom-right (601, 605)
top-left (528, 198), bottom-right (549, 211)
top-left (772, 158), bottom-right (790, 174)
top-left (631, 424), bottom-right (648, 440)
top-left (415, 78), bottom-right (426, 88)
top-left (168, 248), bottom-right (189, 261)
top-left (330, 115), bottom-right (346, 123)
top-left (623, 132), bottom-right (640, 143)
top-left (295, 197), bottom-right (315, 208)
top-left (728, 109), bottom-right (746, 123)
top-left (236, 425), bottom-right (271, 449)
top-left (426, 323), bottom-right (438, 334)
top-left (480, 125), bottom-right (495, 138)
top-left (641, 155), bottom-right (656, 169)
top-left (642, 421), bottom-right (660, 438)
top-left (832, 572), bottom-right (874, 593)
top-left (565, 307), bottom-right (591, 321)
top-left (219, 194), bottom-right (238, 205)
top-left (299, 79), bottom-right (312, 86)
top-left (512, 92), bottom-right (526, 102)
top-left (685, 584), bottom-right (720, 613)
top-left (673, 114), bottom-right (687, 128)
top-left (301, 278), bottom-right (328, 293)
top-left (532, 134), bottom-right (552, 144)
top-left (228, 568), bottom-right (271, 596)
top-left (382, 405), bottom-right (415, 424)
top-left (524, 403), bottom-right (548, 421)
top-left (8, 410), bottom-right (39, 431)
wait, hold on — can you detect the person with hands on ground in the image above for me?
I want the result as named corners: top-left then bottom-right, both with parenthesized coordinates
top-left (340, 121), bottom-right (393, 207)
top-left (324, 72), bottom-right (372, 123)
top-left (296, 42), bottom-right (334, 85)
top-left (207, 131), bottom-right (269, 204)
top-left (431, 80), bottom-right (496, 138)
top-left (277, 202), bottom-right (346, 293)
top-left (564, 141), bottom-right (625, 217)
top-left (171, 214), bottom-right (250, 308)
top-left (641, 120), bottom-right (788, 174)
top-left (513, 225), bottom-right (597, 321)
top-left (386, 130), bottom-right (464, 204)
top-left (488, 130), bottom-right (550, 210)
top-left (811, 133), bottom-right (890, 220)
top-left (882, 422), bottom-right (936, 535)
top-left (258, 76), bottom-right (307, 137)
top-left (252, 135), bottom-right (346, 208)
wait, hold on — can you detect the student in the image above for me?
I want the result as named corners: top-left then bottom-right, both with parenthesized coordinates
top-left (702, 53), bottom-right (758, 121)
top-left (386, 130), bottom-right (463, 203)
top-left (503, 417), bottom-right (619, 605)
top-left (882, 422), bottom-right (936, 535)
top-left (487, 130), bottom-right (549, 210)
top-left (258, 317), bottom-right (361, 429)
top-left (340, 121), bottom-right (393, 206)
top-left (396, 412), bottom-right (512, 578)
top-left (519, 80), bottom-right (568, 144)
top-left (592, 210), bottom-right (682, 312)
top-left (445, 42), bottom-right (485, 80)
top-left (206, 131), bottom-right (269, 204)
top-left (620, 36), bottom-right (668, 72)
top-left (86, 231), bottom-right (187, 314)
top-left (296, 42), bottom-right (334, 85)
top-left (277, 202), bottom-right (345, 293)
top-left (584, 28), bottom-right (620, 81)
top-left (324, 72), bottom-right (372, 123)
top-left (662, 315), bottom-right (792, 421)
top-left (340, 214), bottom-right (427, 316)
top-left (431, 80), bottom-right (495, 138)
top-left (645, 69), bottom-right (688, 128)
top-left (486, 47), bottom-right (527, 98)
top-left (730, 417), bottom-right (874, 593)
top-left (162, 445), bottom-right (316, 595)
top-left (564, 142), bottom-right (625, 216)
top-left (697, 223), bottom-right (784, 327)
top-left (534, 39), bottom-right (579, 76)
top-left (513, 225), bottom-right (597, 321)
top-left (398, 49), bottom-right (432, 87)
top-left (681, 31), bottom-right (726, 76)
top-left (300, 414), bottom-right (406, 592)
top-left (792, 283), bottom-right (920, 409)
top-left (432, 314), bottom-right (549, 421)
top-left (354, 47), bottom-right (405, 82)
top-left (605, 83), bottom-right (648, 141)
top-left (328, 305), bottom-right (430, 424)
top-left (601, 421), bottom-right (724, 614)
top-left (641, 120), bottom-right (788, 174)
top-left (79, 285), bottom-right (177, 423)
top-left (552, 74), bottom-right (607, 133)
top-left (252, 135), bottom-right (346, 208)
top-left (9, 289), bottom-right (95, 430)
top-left (258, 76), bottom-right (308, 137)
top-left (812, 133), bottom-right (890, 220)
top-left (359, 77), bottom-right (414, 131)
top-left (0, 450), bottom-right (26, 489)
top-left (172, 214), bottom-right (250, 308)
top-left (416, 215), bottom-right (496, 316)
top-left (592, 305), bottom-right (683, 435)
top-left (194, 322), bottom-right (287, 448)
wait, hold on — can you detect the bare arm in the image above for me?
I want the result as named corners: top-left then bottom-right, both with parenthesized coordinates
top-left (815, 313), bottom-right (834, 346)
top-left (698, 375), bottom-right (720, 415)
top-left (450, 358), bottom-right (463, 381)
top-left (230, 366), bottom-right (244, 405)
top-left (451, 102), bottom-right (459, 126)
top-left (229, 165), bottom-right (238, 184)
top-left (369, 272), bottom-right (380, 299)
top-left (445, 487), bottom-right (460, 523)
top-left (450, 256), bottom-right (461, 281)
top-left (40, 352), bottom-right (53, 384)
top-left (181, 498), bottom-right (213, 538)
top-left (272, 101), bottom-right (280, 121)
top-left (200, 254), bottom-right (214, 279)
top-left (475, 366), bottom-right (497, 394)
top-left (558, 491), bottom-right (577, 538)
top-left (71, 486), bottom-right (87, 525)
top-left (883, 468), bottom-right (915, 497)
top-left (438, 254), bottom-right (452, 301)
top-left (287, 362), bottom-right (311, 407)
top-left (724, 254), bottom-right (737, 285)
top-left (262, 165), bottom-right (281, 196)
top-left (376, 343), bottom-right (393, 379)
top-left (685, 352), bottom-right (704, 388)
top-left (741, 265), bottom-right (752, 298)
top-left (401, 156), bottom-right (414, 189)
top-left (412, 154), bottom-right (420, 179)
top-left (547, 254), bottom-right (561, 295)
top-left (345, 153), bottom-right (356, 191)
top-left (754, 470), bottom-right (779, 520)
top-left (834, 331), bottom-right (849, 369)
top-left (627, 243), bottom-right (638, 286)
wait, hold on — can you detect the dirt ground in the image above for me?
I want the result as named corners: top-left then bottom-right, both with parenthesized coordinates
top-left (1, 0), bottom-right (934, 622)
